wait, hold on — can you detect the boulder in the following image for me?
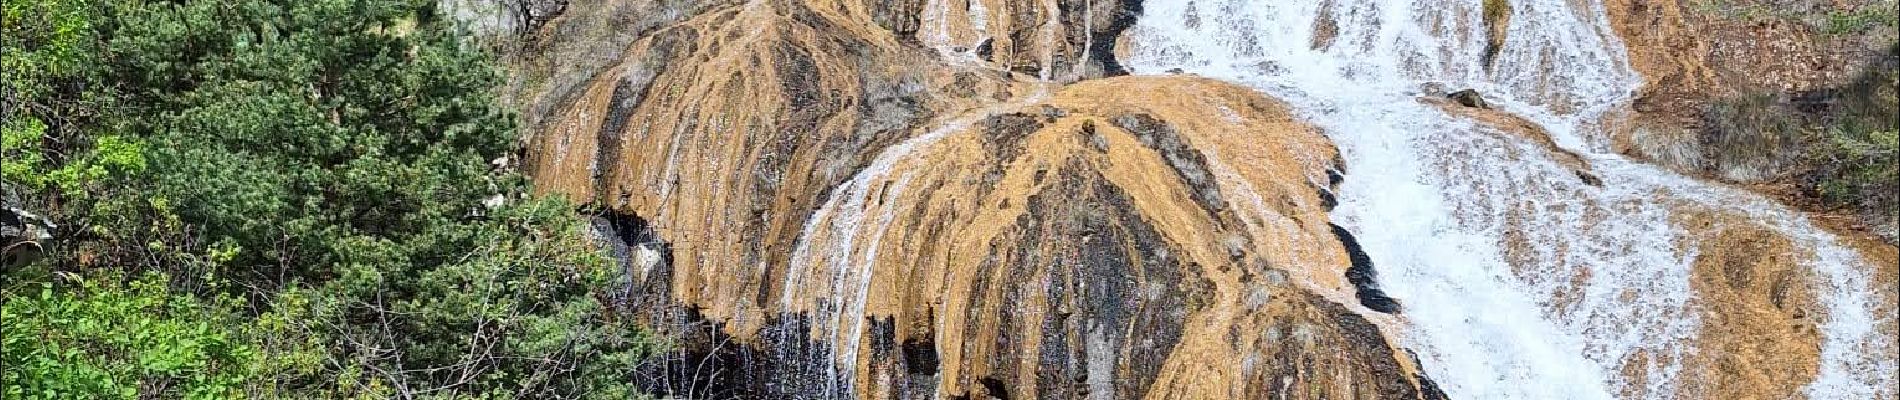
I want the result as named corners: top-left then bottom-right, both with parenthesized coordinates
top-left (1448, 88), bottom-right (1490, 108)
top-left (1, 205), bottom-right (55, 271)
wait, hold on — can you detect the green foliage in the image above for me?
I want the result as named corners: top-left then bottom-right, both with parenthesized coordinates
top-left (1, 0), bottom-right (117, 196)
top-left (1686, 0), bottom-right (1899, 36)
top-left (1, 117), bottom-right (52, 187)
top-left (1816, 129), bottom-right (1898, 198)
top-left (2, 0), bottom-right (94, 98)
top-left (2, 273), bottom-right (263, 399)
top-left (1806, 44), bottom-right (1899, 215)
top-left (1821, 6), bottom-right (1898, 35)
top-left (1701, 43), bottom-right (1898, 229)
top-left (3, 0), bottom-right (650, 397)
top-left (0, 118), bottom-right (143, 197)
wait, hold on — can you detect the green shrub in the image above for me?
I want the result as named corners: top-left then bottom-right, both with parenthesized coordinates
top-left (1, 0), bottom-right (94, 98)
top-left (1815, 129), bottom-right (1898, 198)
top-left (1806, 44), bottom-right (1899, 221)
top-left (2, 273), bottom-right (264, 399)
top-left (4, 0), bottom-right (653, 397)
top-left (1822, 7), bottom-right (1898, 35)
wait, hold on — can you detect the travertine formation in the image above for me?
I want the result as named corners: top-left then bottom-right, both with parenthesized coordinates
top-left (516, 1), bottom-right (1440, 398)
top-left (1421, 94), bottom-right (1896, 400)
top-left (506, 0), bottom-right (1898, 399)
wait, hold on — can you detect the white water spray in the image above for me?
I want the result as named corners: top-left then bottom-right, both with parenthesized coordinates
top-left (1123, 0), bottom-right (1895, 399)
top-left (921, 0), bottom-right (993, 60)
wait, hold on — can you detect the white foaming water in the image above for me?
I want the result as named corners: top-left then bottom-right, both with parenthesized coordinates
top-left (1123, 0), bottom-right (1895, 399)
top-left (921, 0), bottom-right (992, 60)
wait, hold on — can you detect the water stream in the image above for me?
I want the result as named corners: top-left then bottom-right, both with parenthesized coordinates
top-left (1122, 0), bottom-right (1895, 398)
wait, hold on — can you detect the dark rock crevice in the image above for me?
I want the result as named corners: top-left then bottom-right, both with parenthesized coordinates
top-left (592, 210), bottom-right (849, 399)
top-left (862, 0), bottom-right (926, 41)
top-left (1089, 0), bottom-right (1141, 76)
top-left (1329, 223), bottom-right (1402, 314)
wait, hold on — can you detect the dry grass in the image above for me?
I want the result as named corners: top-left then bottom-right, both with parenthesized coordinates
top-left (1483, 0), bottom-right (1511, 25)
top-left (1697, 43), bottom-right (1898, 240)
top-left (1701, 92), bottom-right (1806, 182)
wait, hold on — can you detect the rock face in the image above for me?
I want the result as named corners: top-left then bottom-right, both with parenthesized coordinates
top-left (1596, 0), bottom-right (1899, 253)
top-left (514, 0), bottom-right (1442, 398)
top-left (1662, 203), bottom-right (1899, 400)
top-left (508, 0), bottom-right (1898, 399)
top-left (772, 77), bottom-right (1439, 399)
top-left (0, 205), bottom-right (55, 272)
top-left (1673, 207), bottom-right (1823, 400)
top-left (904, 0), bottom-right (1143, 79)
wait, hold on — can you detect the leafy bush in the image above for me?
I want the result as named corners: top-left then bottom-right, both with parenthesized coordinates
top-left (1, 0), bottom-right (124, 199)
top-left (2, 273), bottom-right (263, 399)
top-left (1697, 43), bottom-right (1898, 238)
top-left (3, 0), bottom-right (652, 397)
top-left (1815, 129), bottom-right (1898, 201)
top-left (1805, 44), bottom-right (1898, 232)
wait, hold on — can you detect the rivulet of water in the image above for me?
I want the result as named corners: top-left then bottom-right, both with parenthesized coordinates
top-left (780, 82), bottom-right (1054, 399)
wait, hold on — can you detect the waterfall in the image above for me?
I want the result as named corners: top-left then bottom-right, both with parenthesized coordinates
top-left (1122, 1), bottom-right (1896, 399)
top-left (921, 0), bottom-right (992, 60)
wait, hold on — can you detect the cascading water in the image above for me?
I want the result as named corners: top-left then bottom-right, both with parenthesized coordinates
top-left (921, 0), bottom-right (993, 60)
top-left (1122, 0), bottom-right (1896, 399)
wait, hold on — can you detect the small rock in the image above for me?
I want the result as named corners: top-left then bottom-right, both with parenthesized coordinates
top-left (1575, 170), bottom-right (1603, 186)
top-left (1252, 61), bottom-right (1284, 75)
top-left (1448, 89), bottom-right (1490, 109)
top-left (1419, 81), bottom-right (1449, 97)
top-left (1, 205), bottom-right (55, 272)
top-left (1081, 121), bottom-right (1109, 152)
top-left (1038, 105), bottom-right (1067, 121)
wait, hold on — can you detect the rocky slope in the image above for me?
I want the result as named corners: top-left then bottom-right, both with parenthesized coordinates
top-left (512, 1), bottom-right (1441, 398)
top-left (495, 0), bottom-right (1897, 398)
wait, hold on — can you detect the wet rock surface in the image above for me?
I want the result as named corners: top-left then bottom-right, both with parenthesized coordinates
top-left (1331, 224), bottom-right (1400, 314)
top-left (1447, 89), bottom-right (1490, 109)
top-left (487, 0), bottom-right (1878, 397)
top-left (504, 1), bottom-right (1900, 398)
top-left (520, 3), bottom-right (1445, 390)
